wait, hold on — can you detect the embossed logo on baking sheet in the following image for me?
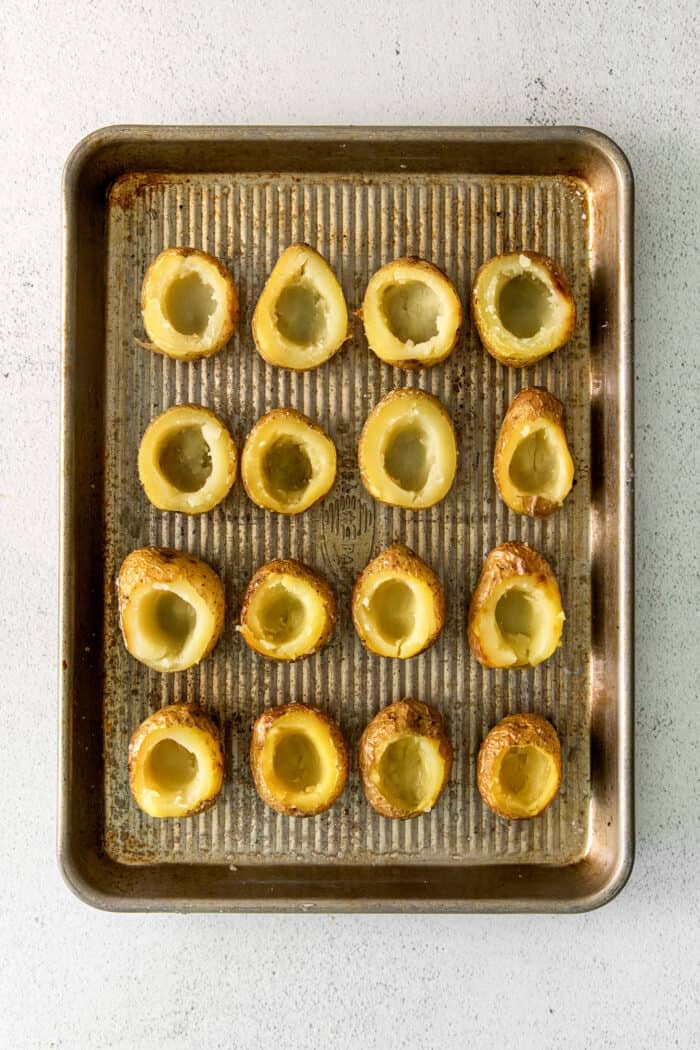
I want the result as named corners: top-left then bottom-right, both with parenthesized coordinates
top-left (321, 492), bottom-right (375, 581)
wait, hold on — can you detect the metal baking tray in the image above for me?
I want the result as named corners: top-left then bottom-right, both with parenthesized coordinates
top-left (60, 126), bottom-right (633, 912)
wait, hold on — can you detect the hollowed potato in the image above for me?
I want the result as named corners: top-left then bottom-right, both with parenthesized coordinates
top-left (494, 387), bottom-right (574, 516)
top-left (359, 700), bottom-right (453, 819)
top-left (467, 542), bottom-right (565, 668)
top-left (352, 544), bottom-right (445, 659)
top-left (472, 251), bottom-right (575, 367)
top-left (117, 547), bottom-right (225, 673)
top-left (252, 244), bottom-right (349, 370)
top-left (360, 257), bottom-right (462, 367)
top-left (358, 388), bottom-right (457, 509)
top-left (128, 704), bottom-right (224, 818)
top-left (141, 248), bottom-right (238, 360)
top-left (241, 408), bottom-right (336, 514)
top-left (238, 559), bottom-right (336, 661)
top-left (138, 403), bottom-right (237, 514)
top-left (477, 713), bottom-right (562, 819)
top-left (250, 703), bottom-right (349, 816)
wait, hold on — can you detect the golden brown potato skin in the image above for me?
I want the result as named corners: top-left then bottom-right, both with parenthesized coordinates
top-left (477, 713), bottom-right (562, 819)
top-left (358, 699), bottom-right (453, 819)
top-left (467, 542), bottom-right (558, 667)
top-left (351, 544), bottom-right (445, 657)
top-left (128, 704), bottom-right (225, 818)
top-left (493, 387), bottom-right (572, 517)
top-left (249, 703), bottom-right (349, 817)
top-left (238, 558), bottom-right (337, 660)
top-left (141, 247), bottom-right (239, 360)
top-left (117, 547), bottom-right (225, 663)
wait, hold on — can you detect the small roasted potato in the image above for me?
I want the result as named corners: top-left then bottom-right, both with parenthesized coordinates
top-left (241, 407), bottom-right (337, 514)
top-left (477, 713), bottom-right (562, 819)
top-left (250, 703), bottom-right (348, 816)
top-left (128, 704), bottom-right (224, 818)
top-left (359, 700), bottom-right (453, 819)
top-left (360, 257), bottom-right (462, 368)
top-left (472, 251), bottom-right (575, 367)
top-left (359, 388), bottom-right (457, 509)
top-left (117, 547), bottom-right (225, 673)
top-left (494, 387), bottom-right (574, 517)
top-left (141, 248), bottom-right (238, 360)
top-left (138, 403), bottom-right (237, 514)
top-left (352, 544), bottom-right (445, 659)
top-left (252, 243), bottom-right (349, 370)
top-left (237, 559), bottom-right (336, 661)
top-left (467, 542), bottom-right (565, 669)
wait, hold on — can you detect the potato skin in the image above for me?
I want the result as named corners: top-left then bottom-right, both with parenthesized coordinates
top-left (467, 542), bottom-right (558, 668)
top-left (477, 713), bottom-right (562, 819)
top-left (141, 247), bottom-right (239, 361)
top-left (128, 703), bottom-right (224, 818)
top-left (238, 558), bottom-right (337, 660)
top-left (249, 703), bottom-right (349, 817)
top-left (359, 699), bottom-right (453, 819)
top-left (493, 387), bottom-right (572, 517)
top-left (471, 251), bottom-right (575, 367)
top-left (117, 546), bottom-right (225, 663)
top-left (351, 544), bottom-right (445, 657)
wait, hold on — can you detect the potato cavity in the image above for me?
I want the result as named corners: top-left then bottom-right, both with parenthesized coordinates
top-left (141, 248), bottom-right (238, 360)
top-left (238, 559), bottom-right (336, 661)
top-left (252, 244), bottom-right (348, 370)
top-left (139, 404), bottom-right (237, 514)
top-left (361, 258), bottom-right (462, 367)
top-left (376, 734), bottom-right (445, 812)
top-left (241, 408), bottom-right (337, 514)
top-left (477, 714), bottom-right (562, 819)
top-left (359, 389), bottom-right (457, 509)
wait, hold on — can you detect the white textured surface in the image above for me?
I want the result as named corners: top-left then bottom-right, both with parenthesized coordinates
top-left (0, 1), bottom-right (698, 1047)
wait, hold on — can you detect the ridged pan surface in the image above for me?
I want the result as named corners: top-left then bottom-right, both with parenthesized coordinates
top-left (103, 171), bottom-right (591, 867)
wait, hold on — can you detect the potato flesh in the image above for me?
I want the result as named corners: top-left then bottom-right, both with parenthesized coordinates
top-left (164, 271), bottom-right (216, 336)
top-left (258, 584), bottom-right (306, 644)
top-left (376, 734), bottom-right (443, 812)
top-left (272, 730), bottom-right (322, 790)
top-left (262, 437), bottom-right (312, 503)
top-left (381, 281), bottom-right (440, 345)
top-left (157, 425), bottom-right (213, 493)
top-left (384, 423), bottom-right (430, 492)
top-left (496, 745), bottom-right (559, 816)
top-left (497, 273), bottom-right (552, 339)
top-left (274, 281), bottom-right (327, 345)
top-left (138, 589), bottom-right (197, 658)
top-left (369, 579), bottom-right (416, 645)
top-left (508, 428), bottom-right (559, 495)
top-left (144, 738), bottom-right (198, 791)
top-left (495, 587), bottom-right (534, 661)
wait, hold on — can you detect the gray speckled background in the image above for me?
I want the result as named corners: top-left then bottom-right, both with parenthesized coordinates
top-left (1, 1), bottom-right (698, 1047)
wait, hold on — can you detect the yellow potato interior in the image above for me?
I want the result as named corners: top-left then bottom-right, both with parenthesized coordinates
top-left (157, 425), bottom-right (213, 493)
top-left (164, 271), bottom-right (216, 336)
top-left (381, 280), bottom-right (440, 344)
top-left (498, 274), bottom-right (551, 338)
top-left (384, 423), bottom-right (429, 492)
top-left (274, 281), bottom-right (327, 345)
top-left (263, 437), bottom-right (312, 502)
top-left (272, 730), bottom-right (322, 791)
top-left (144, 737), bottom-right (198, 791)
top-left (138, 589), bottom-right (197, 657)
top-left (377, 734), bottom-right (442, 811)
top-left (257, 584), bottom-right (306, 644)
top-left (497, 745), bottom-right (558, 812)
top-left (509, 428), bottom-right (559, 494)
top-left (495, 587), bottom-right (534, 661)
top-left (369, 579), bottom-right (416, 644)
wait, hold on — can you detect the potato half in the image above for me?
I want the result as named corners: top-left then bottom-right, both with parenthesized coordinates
top-left (252, 243), bottom-right (349, 370)
top-left (358, 388), bottom-right (457, 509)
top-left (238, 559), bottom-right (336, 661)
top-left (241, 408), bottom-right (337, 514)
top-left (472, 251), bottom-right (575, 367)
top-left (352, 544), bottom-right (445, 659)
top-left (250, 703), bottom-right (348, 816)
top-left (360, 257), bottom-right (462, 368)
top-left (128, 704), bottom-right (224, 818)
top-left (117, 547), bottom-right (225, 673)
top-left (467, 542), bottom-right (565, 669)
top-left (141, 248), bottom-right (238, 360)
top-left (477, 713), bottom-right (562, 819)
top-left (494, 387), bottom-right (574, 517)
top-left (359, 700), bottom-right (452, 819)
top-left (138, 403), bottom-right (237, 514)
